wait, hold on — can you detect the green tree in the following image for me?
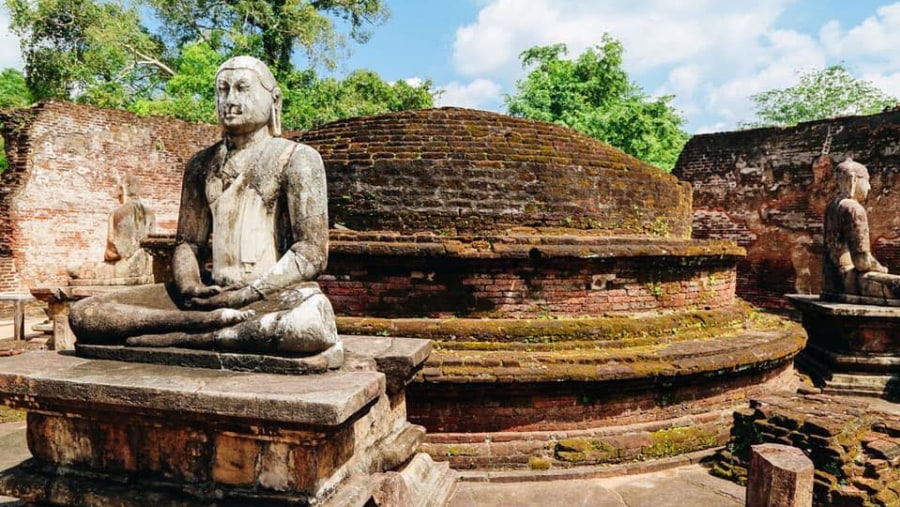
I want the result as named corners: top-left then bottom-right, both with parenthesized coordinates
top-left (0, 68), bottom-right (33, 108)
top-left (146, 0), bottom-right (389, 76)
top-left (0, 68), bottom-right (35, 173)
top-left (505, 37), bottom-right (689, 171)
top-left (743, 65), bottom-right (897, 128)
top-left (281, 69), bottom-right (433, 130)
top-left (4, 0), bottom-right (168, 107)
top-left (129, 41), bottom-right (221, 123)
top-left (129, 41), bottom-right (435, 129)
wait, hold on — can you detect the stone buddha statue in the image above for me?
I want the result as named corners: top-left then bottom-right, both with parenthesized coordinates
top-left (69, 56), bottom-right (343, 368)
top-left (68, 174), bottom-right (155, 283)
top-left (822, 158), bottom-right (900, 302)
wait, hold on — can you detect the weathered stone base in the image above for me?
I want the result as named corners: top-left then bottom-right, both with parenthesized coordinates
top-left (788, 295), bottom-right (900, 353)
top-left (0, 339), bottom-right (455, 506)
top-left (325, 453), bottom-right (457, 507)
top-left (1, 451), bottom-right (455, 507)
top-left (788, 294), bottom-right (900, 401)
top-left (75, 343), bottom-right (333, 374)
top-left (797, 343), bottom-right (899, 400)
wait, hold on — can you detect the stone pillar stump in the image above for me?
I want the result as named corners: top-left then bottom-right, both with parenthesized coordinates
top-left (746, 443), bottom-right (813, 507)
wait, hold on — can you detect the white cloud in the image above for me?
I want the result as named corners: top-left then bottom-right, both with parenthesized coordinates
top-left (451, 0), bottom-right (803, 131)
top-left (867, 71), bottom-right (900, 99)
top-left (820, 4), bottom-right (900, 59)
top-left (435, 79), bottom-right (502, 110)
top-left (0, 10), bottom-right (23, 70)
top-left (452, 0), bottom-right (792, 79)
top-left (403, 77), bottom-right (425, 87)
top-left (450, 0), bottom-right (900, 132)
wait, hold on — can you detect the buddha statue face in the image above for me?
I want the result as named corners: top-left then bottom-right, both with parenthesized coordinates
top-left (215, 56), bottom-right (282, 137)
top-left (836, 158), bottom-right (871, 202)
top-left (851, 169), bottom-right (871, 202)
top-left (216, 68), bottom-right (274, 135)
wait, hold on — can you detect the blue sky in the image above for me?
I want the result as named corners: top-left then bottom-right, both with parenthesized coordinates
top-left (4, 1), bottom-right (900, 133)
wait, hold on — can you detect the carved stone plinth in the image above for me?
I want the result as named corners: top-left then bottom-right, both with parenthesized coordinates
top-left (0, 336), bottom-right (455, 506)
top-left (787, 294), bottom-right (900, 400)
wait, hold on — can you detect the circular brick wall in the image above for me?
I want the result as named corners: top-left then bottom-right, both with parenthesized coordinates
top-left (295, 108), bottom-right (693, 239)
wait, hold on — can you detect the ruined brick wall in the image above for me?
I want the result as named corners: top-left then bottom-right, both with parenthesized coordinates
top-left (296, 108), bottom-right (693, 239)
top-left (673, 111), bottom-right (900, 308)
top-left (713, 394), bottom-right (900, 507)
top-left (0, 101), bottom-right (218, 290)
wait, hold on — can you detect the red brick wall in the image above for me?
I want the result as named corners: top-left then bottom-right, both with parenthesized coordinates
top-left (0, 257), bottom-right (22, 292)
top-left (322, 253), bottom-right (737, 318)
top-left (673, 111), bottom-right (900, 308)
top-left (0, 101), bottom-right (218, 290)
top-left (408, 362), bottom-right (796, 434)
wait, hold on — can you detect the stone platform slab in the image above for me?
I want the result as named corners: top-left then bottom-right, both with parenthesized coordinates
top-left (0, 351), bottom-right (382, 427)
top-left (0, 336), bottom-right (451, 506)
top-left (788, 294), bottom-right (900, 354)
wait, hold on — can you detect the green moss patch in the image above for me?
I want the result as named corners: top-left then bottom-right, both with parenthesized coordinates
top-left (643, 426), bottom-right (719, 459)
top-left (338, 304), bottom-right (757, 346)
top-left (0, 404), bottom-right (25, 424)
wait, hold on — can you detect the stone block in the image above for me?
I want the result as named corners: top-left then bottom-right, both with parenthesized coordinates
top-left (212, 434), bottom-right (260, 487)
top-left (746, 443), bottom-right (814, 507)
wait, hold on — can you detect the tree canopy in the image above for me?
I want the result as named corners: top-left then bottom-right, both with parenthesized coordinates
top-left (127, 41), bottom-right (433, 130)
top-left (0, 68), bottom-right (32, 109)
top-left (5, 0), bottom-right (166, 107)
top-left (743, 65), bottom-right (898, 128)
top-left (505, 37), bottom-right (689, 172)
top-left (1, 0), bottom-right (426, 119)
top-left (145, 0), bottom-right (389, 76)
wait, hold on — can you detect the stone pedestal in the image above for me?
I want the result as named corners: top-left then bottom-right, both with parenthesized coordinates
top-left (0, 336), bottom-right (455, 506)
top-left (787, 294), bottom-right (900, 400)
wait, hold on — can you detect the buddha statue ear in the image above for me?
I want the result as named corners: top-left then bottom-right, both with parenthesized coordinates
top-left (269, 86), bottom-right (283, 137)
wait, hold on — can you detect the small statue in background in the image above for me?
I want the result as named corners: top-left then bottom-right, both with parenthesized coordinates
top-left (68, 174), bottom-right (155, 283)
top-left (822, 158), bottom-right (900, 301)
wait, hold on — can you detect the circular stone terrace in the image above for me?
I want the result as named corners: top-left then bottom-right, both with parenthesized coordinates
top-left (290, 108), bottom-right (808, 475)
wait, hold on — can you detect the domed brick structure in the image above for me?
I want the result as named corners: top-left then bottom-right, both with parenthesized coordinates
top-left (301, 107), bottom-right (692, 238)
top-left (294, 108), bottom-right (805, 474)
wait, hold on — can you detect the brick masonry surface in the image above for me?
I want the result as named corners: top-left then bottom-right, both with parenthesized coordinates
top-left (322, 252), bottom-right (737, 318)
top-left (674, 110), bottom-right (900, 308)
top-left (0, 101), bottom-right (218, 291)
top-left (296, 108), bottom-right (693, 239)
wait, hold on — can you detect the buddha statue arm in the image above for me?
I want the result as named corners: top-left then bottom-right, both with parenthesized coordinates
top-left (248, 145), bottom-right (328, 296)
top-left (174, 155), bottom-right (220, 298)
top-left (845, 200), bottom-right (888, 273)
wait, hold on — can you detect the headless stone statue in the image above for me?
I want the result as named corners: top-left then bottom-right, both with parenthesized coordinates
top-left (69, 56), bottom-right (342, 368)
top-left (822, 158), bottom-right (900, 302)
top-left (68, 174), bottom-right (155, 283)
